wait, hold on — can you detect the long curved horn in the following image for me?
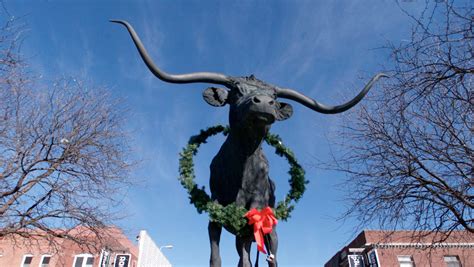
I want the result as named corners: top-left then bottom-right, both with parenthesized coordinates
top-left (110, 20), bottom-right (231, 86)
top-left (276, 73), bottom-right (388, 114)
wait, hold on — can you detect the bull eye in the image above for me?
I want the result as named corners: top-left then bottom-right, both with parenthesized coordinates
top-left (269, 100), bottom-right (275, 105)
top-left (253, 96), bottom-right (261, 103)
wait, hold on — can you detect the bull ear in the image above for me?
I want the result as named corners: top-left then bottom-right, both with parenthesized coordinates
top-left (276, 102), bottom-right (293, 121)
top-left (203, 87), bottom-right (228, 107)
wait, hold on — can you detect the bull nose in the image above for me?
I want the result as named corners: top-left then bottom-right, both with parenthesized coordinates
top-left (252, 96), bottom-right (275, 105)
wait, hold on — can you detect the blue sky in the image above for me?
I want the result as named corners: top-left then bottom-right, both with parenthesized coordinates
top-left (6, 1), bottom-right (425, 266)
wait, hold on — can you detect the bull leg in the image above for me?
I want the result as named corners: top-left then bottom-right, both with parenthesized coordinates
top-left (236, 235), bottom-right (252, 267)
top-left (209, 221), bottom-right (222, 267)
top-left (264, 229), bottom-right (278, 267)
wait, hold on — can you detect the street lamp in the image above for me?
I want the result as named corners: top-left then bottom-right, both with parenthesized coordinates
top-left (159, 245), bottom-right (173, 251)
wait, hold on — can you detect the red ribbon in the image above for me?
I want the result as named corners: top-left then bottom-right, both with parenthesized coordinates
top-left (245, 207), bottom-right (278, 254)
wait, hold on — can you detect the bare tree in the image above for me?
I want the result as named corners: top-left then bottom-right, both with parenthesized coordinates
top-left (333, 0), bottom-right (473, 242)
top-left (0, 15), bottom-right (132, 248)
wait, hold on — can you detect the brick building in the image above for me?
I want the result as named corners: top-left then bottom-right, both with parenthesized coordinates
top-left (0, 227), bottom-right (171, 267)
top-left (325, 230), bottom-right (473, 267)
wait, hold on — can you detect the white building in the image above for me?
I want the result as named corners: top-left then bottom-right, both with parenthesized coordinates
top-left (137, 230), bottom-right (172, 267)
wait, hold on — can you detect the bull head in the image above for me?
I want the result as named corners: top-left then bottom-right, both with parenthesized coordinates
top-left (111, 20), bottom-right (387, 122)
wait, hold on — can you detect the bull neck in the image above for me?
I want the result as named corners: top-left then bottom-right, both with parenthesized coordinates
top-left (226, 125), bottom-right (269, 156)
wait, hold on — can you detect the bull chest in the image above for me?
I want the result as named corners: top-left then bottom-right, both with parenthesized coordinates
top-left (209, 145), bottom-right (275, 209)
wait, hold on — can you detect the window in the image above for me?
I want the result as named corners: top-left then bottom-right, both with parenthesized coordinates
top-left (84, 257), bottom-right (94, 267)
top-left (444, 256), bottom-right (461, 267)
top-left (39, 255), bottom-right (51, 267)
top-left (73, 254), bottom-right (94, 267)
top-left (397, 255), bottom-right (415, 267)
top-left (21, 255), bottom-right (33, 267)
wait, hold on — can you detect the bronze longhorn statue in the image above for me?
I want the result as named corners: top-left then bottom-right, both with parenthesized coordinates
top-left (111, 20), bottom-right (387, 267)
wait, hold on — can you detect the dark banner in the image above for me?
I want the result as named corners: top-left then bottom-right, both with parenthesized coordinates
top-left (348, 254), bottom-right (365, 267)
top-left (99, 250), bottom-right (110, 267)
top-left (114, 254), bottom-right (131, 267)
top-left (367, 249), bottom-right (380, 267)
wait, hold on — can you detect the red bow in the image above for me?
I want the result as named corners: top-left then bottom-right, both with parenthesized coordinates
top-left (245, 207), bottom-right (278, 254)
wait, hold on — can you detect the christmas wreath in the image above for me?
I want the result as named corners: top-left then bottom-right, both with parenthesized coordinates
top-left (178, 125), bottom-right (308, 236)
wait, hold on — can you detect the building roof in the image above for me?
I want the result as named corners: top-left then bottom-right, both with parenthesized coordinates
top-left (325, 230), bottom-right (474, 267)
top-left (0, 225), bottom-right (138, 257)
top-left (348, 230), bottom-right (474, 248)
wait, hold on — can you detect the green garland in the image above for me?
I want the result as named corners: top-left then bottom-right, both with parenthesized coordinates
top-left (178, 125), bottom-right (308, 236)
